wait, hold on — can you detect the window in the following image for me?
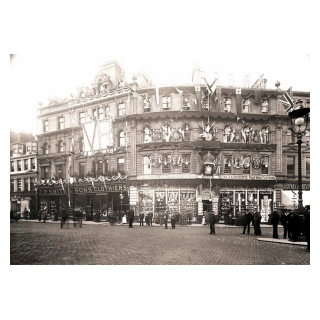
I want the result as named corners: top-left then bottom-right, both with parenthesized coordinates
top-left (162, 162), bottom-right (171, 173)
top-left (287, 130), bottom-right (295, 145)
top-left (17, 179), bottom-right (22, 191)
top-left (11, 161), bottom-right (14, 172)
top-left (11, 180), bottom-right (14, 192)
top-left (182, 154), bottom-right (191, 173)
top-left (79, 162), bottom-right (86, 178)
top-left (143, 126), bottom-right (152, 143)
top-left (118, 102), bottom-right (125, 116)
top-left (261, 157), bottom-right (269, 174)
top-left (43, 143), bottom-right (49, 155)
top-left (27, 146), bottom-right (31, 152)
top-left (58, 141), bottom-right (64, 153)
top-left (117, 158), bottom-right (125, 172)
top-left (17, 160), bottom-right (21, 171)
top-left (18, 145), bottom-right (23, 153)
top-left (243, 98), bottom-right (250, 112)
top-left (44, 120), bottom-right (49, 132)
top-left (224, 155), bottom-right (232, 173)
top-left (223, 125), bottom-right (232, 143)
top-left (306, 157), bottom-right (310, 175)
top-left (119, 131), bottom-right (126, 147)
top-left (243, 158), bottom-right (251, 174)
top-left (105, 105), bottom-right (109, 113)
top-left (30, 180), bottom-right (35, 191)
top-left (31, 158), bottom-right (36, 169)
top-left (98, 107), bottom-right (104, 120)
top-left (97, 160), bottom-right (104, 175)
top-left (24, 159), bottom-right (29, 171)
top-left (287, 157), bottom-right (295, 175)
top-left (41, 166), bottom-right (50, 179)
top-left (24, 178), bottom-right (28, 191)
top-left (182, 94), bottom-right (191, 110)
top-left (79, 112), bottom-right (85, 124)
top-left (143, 156), bottom-right (152, 174)
top-left (93, 108), bottom-right (97, 119)
top-left (56, 165), bottom-right (64, 179)
top-left (182, 123), bottom-right (191, 141)
top-left (59, 117), bottom-right (64, 130)
top-left (32, 144), bottom-right (37, 152)
top-left (162, 95), bottom-right (171, 110)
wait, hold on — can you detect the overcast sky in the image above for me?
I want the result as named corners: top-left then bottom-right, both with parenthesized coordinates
top-left (10, 54), bottom-right (310, 135)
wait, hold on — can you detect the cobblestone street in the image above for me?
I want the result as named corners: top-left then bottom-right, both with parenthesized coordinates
top-left (10, 222), bottom-right (310, 265)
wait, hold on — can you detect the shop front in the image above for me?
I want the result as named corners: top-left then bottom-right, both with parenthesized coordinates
top-left (10, 191), bottom-right (36, 218)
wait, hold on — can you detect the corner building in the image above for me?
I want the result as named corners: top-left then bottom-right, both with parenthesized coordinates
top-left (35, 60), bottom-right (310, 223)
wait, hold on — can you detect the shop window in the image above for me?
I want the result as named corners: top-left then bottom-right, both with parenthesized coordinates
top-left (58, 117), bottom-right (64, 130)
top-left (44, 120), bottom-right (49, 132)
top-left (162, 95), bottom-right (171, 110)
top-left (143, 156), bottom-right (151, 174)
top-left (97, 160), bottom-right (104, 175)
top-left (182, 154), bottom-right (191, 173)
top-left (143, 126), bottom-right (152, 143)
top-left (11, 180), bottom-right (14, 192)
top-left (118, 102), bottom-right (125, 116)
top-left (24, 179), bottom-right (28, 191)
top-left (79, 162), bottom-right (86, 178)
top-left (119, 130), bottom-right (126, 147)
top-left (181, 123), bottom-right (191, 141)
top-left (17, 179), bottom-right (22, 191)
top-left (117, 158), bottom-right (125, 172)
top-left (56, 165), bottom-right (64, 179)
top-left (17, 160), bottom-right (21, 171)
top-left (306, 157), bottom-right (310, 176)
top-left (24, 159), bottom-right (28, 171)
top-left (224, 155), bottom-right (232, 173)
top-left (31, 158), bottom-right (36, 169)
top-left (79, 112), bottom-right (85, 124)
top-left (287, 156), bottom-right (295, 175)
top-left (11, 161), bottom-right (14, 172)
top-left (98, 107), bottom-right (104, 120)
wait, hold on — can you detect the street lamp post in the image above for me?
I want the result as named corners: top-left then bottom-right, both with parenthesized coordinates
top-left (120, 192), bottom-right (124, 224)
top-left (288, 99), bottom-right (310, 237)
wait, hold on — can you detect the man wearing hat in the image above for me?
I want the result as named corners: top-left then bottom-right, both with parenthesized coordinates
top-left (242, 209), bottom-right (253, 234)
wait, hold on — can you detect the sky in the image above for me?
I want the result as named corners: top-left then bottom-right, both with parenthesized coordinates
top-left (10, 54), bottom-right (310, 135)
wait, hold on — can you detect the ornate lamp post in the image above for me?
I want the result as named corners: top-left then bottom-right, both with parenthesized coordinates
top-left (288, 99), bottom-right (310, 213)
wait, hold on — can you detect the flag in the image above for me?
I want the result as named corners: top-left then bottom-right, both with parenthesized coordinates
top-left (279, 87), bottom-right (294, 113)
top-left (236, 88), bottom-right (242, 114)
top-left (175, 87), bottom-right (183, 95)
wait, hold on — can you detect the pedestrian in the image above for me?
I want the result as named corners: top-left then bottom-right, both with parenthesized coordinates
top-left (209, 212), bottom-right (216, 235)
top-left (10, 210), bottom-right (14, 223)
top-left (242, 210), bottom-right (253, 234)
top-left (304, 205), bottom-right (310, 252)
top-left (159, 212), bottom-right (163, 226)
top-left (128, 207), bottom-right (134, 228)
top-left (270, 210), bottom-right (280, 239)
top-left (23, 207), bottom-right (29, 220)
top-left (149, 211), bottom-right (153, 226)
top-left (139, 211), bottom-right (145, 226)
top-left (280, 210), bottom-right (290, 239)
top-left (289, 211), bottom-right (301, 242)
top-left (253, 210), bottom-right (262, 236)
top-left (171, 212), bottom-right (176, 229)
top-left (42, 207), bottom-right (47, 223)
top-left (164, 210), bottom-right (169, 229)
top-left (145, 214), bottom-right (150, 227)
top-left (38, 208), bottom-right (43, 221)
top-left (61, 209), bottom-right (67, 228)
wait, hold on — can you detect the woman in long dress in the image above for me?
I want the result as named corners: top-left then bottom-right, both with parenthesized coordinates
top-left (253, 211), bottom-right (262, 236)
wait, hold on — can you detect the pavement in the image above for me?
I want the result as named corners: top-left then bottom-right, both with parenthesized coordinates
top-left (10, 220), bottom-right (310, 265)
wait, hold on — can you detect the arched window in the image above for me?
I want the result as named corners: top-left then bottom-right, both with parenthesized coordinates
top-left (223, 124), bottom-right (233, 142)
top-left (143, 126), bottom-right (152, 143)
top-left (119, 130), bottom-right (126, 147)
top-left (181, 123), bottom-right (191, 141)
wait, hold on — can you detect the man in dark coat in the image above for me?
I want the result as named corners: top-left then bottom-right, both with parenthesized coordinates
top-left (270, 211), bottom-right (280, 239)
top-left (209, 213), bottom-right (216, 235)
top-left (128, 207), bottom-right (134, 228)
top-left (304, 205), bottom-right (310, 252)
top-left (242, 210), bottom-right (253, 234)
top-left (139, 212), bottom-right (145, 226)
top-left (289, 211), bottom-right (301, 242)
top-left (164, 210), bottom-right (169, 229)
top-left (280, 210), bottom-right (290, 239)
top-left (149, 211), bottom-right (153, 226)
top-left (171, 212), bottom-right (176, 229)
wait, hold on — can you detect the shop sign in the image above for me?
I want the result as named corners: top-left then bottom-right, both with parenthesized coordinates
top-left (219, 175), bottom-right (276, 180)
top-left (137, 174), bottom-right (197, 180)
top-left (75, 185), bottom-right (127, 193)
top-left (283, 183), bottom-right (310, 191)
top-left (38, 188), bottom-right (68, 195)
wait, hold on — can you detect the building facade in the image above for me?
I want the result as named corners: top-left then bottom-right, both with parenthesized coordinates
top-left (10, 131), bottom-right (38, 216)
top-left (34, 60), bottom-right (310, 223)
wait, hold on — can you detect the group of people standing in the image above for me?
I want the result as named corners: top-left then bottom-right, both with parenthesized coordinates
top-left (242, 210), bottom-right (262, 236)
top-left (139, 211), bottom-right (154, 227)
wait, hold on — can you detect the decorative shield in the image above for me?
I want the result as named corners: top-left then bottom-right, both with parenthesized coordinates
top-left (173, 130), bottom-right (180, 140)
top-left (234, 130), bottom-right (242, 143)
top-left (205, 165), bottom-right (213, 175)
top-left (205, 133), bottom-right (213, 141)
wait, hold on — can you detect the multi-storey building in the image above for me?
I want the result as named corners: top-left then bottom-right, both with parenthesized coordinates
top-left (34, 60), bottom-right (310, 223)
top-left (10, 131), bottom-right (38, 215)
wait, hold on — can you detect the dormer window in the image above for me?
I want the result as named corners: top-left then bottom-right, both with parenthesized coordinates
top-left (162, 95), bottom-right (171, 110)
